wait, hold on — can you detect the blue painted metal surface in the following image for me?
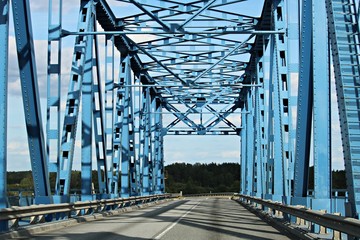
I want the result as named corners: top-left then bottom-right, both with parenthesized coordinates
top-left (104, 35), bottom-right (117, 197)
top-left (55, 0), bottom-right (95, 202)
top-left (293, 0), bottom-right (313, 199)
top-left (81, 23), bottom-right (94, 201)
top-left (246, 91), bottom-right (255, 196)
top-left (327, 0), bottom-right (360, 218)
top-left (240, 108), bottom-right (247, 195)
top-left (92, 31), bottom-right (109, 196)
top-left (119, 55), bottom-right (133, 198)
top-left (141, 89), bottom-right (151, 195)
top-left (312, 0), bottom-right (331, 210)
top-left (0, 0), bottom-right (9, 231)
top-left (254, 52), bottom-right (264, 198)
top-left (0, 0), bottom-right (360, 225)
top-left (12, 0), bottom-right (52, 204)
top-left (47, 0), bottom-right (62, 187)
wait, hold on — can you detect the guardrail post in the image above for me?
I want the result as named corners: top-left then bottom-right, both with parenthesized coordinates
top-left (332, 213), bottom-right (341, 240)
top-left (319, 210), bottom-right (327, 234)
top-left (9, 219), bottom-right (19, 229)
top-left (275, 209), bottom-right (283, 218)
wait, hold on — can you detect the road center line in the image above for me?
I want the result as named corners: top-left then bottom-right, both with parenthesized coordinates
top-left (153, 200), bottom-right (202, 239)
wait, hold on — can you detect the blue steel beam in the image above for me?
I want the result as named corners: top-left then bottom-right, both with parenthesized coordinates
top-left (119, 55), bottom-right (139, 197)
top-left (94, 0), bottom-right (248, 138)
top-left (327, 0), bottom-right (360, 218)
top-left (81, 21), bottom-right (94, 201)
top-left (0, 0), bottom-right (9, 231)
top-left (154, 99), bottom-right (164, 193)
top-left (115, 0), bottom-right (259, 35)
top-left (246, 91), bottom-right (255, 196)
top-left (205, 104), bottom-right (239, 132)
top-left (286, 0), bottom-right (299, 202)
top-left (150, 96), bottom-right (157, 193)
top-left (176, 0), bottom-right (217, 30)
top-left (293, 0), bottom-right (331, 212)
top-left (312, 0), bottom-right (331, 206)
top-left (47, 0), bottom-right (62, 179)
top-left (92, 29), bottom-right (109, 195)
top-left (141, 89), bottom-right (151, 195)
top-left (133, 75), bottom-right (142, 197)
top-left (262, 41), bottom-right (271, 197)
top-left (293, 0), bottom-right (312, 198)
top-left (55, 0), bottom-right (95, 201)
top-left (240, 109), bottom-right (248, 194)
top-left (104, 35), bottom-right (117, 197)
top-left (254, 51), bottom-right (264, 198)
top-left (265, 0), bottom-right (292, 202)
top-left (12, 0), bottom-right (52, 204)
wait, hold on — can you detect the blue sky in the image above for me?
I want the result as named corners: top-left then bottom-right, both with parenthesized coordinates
top-left (5, 0), bottom-right (345, 171)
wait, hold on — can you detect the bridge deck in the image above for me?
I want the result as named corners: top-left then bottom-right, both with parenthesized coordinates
top-left (21, 198), bottom-right (293, 240)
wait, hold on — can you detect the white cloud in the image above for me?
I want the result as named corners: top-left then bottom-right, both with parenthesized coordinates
top-left (7, 141), bottom-right (29, 156)
top-left (29, 0), bottom-right (79, 14)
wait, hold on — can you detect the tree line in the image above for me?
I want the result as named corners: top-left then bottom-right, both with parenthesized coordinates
top-left (7, 163), bottom-right (346, 195)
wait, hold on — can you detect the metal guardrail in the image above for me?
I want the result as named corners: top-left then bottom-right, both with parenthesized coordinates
top-left (234, 193), bottom-right (360, 238)
top-left (183, 192), bottom-right (235, 197)
top-left (0, 194), bottom-right (171, 231)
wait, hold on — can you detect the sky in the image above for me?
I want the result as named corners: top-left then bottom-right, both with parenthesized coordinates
top-left (5, 0), bottom-right (242, 171)
top-left (4, 0), bottom-right (345, 171)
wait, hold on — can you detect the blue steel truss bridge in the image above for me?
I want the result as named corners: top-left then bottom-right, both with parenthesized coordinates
top-left (1, 0), bottom-right (360, 238)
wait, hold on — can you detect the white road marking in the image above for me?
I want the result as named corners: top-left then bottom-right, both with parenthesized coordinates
top-left (153, 201), bottom-right (202, 239)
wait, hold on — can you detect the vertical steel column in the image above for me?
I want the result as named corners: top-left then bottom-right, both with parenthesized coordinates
top-left (47, 0), bottom-right (62, 182)
top-left (327, 0), bottom-right (360, 217)
top-left (92, 28), bottom-right (108, 196)
top-left (240, 108), bottom-right (247, 194)
top-left (12, 0), bottom-right (52, 204)
top-left (0, 0), bottom-right (9, 230)
top-left (119, 55), bottom-right (133, 197)
top-left (255, 52), bottom-right (265, 197)
top-left (129, 88), bottom-right (140, 196)
top-left (81, 22), bottom-right (94, 201)
top-left (55, 0), bottom-right (95, 202)
top-left (293, 0), bottom-right (313, 198)
top-left (262, 40), bottom-right (272, 197)
top-left (312, 0), bottom-right (331, 210)
top-left (142, 88), bottom-right (151, 195)
top-left (159, 120), bottom-right (165, 193)
top-left (269, 0), bottom-right (291, 201)
top-left (138, 86), bottom-right (145, 195)
top-left (104, 35), bottom-right (117, 197)
top-left (133, 76), bottom-right (141, 195)
top-left (293, 1), bottom-right (330, 210)
top-left (246, 91), bottom-right (255, 196)
top-left (270, 34), bottom-right (284, 201)
top-left (150, 96), bottom-right (156, 193)
top-left (155, 99), bottom-right (164, 193)
top-left (266, 35), bottom-right (276, 198)
top-left (286, 0), bottom-right (300, 201)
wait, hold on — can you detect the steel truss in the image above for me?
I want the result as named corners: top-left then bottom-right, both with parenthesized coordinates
top-left (0, 0), bottom-right (360, 233)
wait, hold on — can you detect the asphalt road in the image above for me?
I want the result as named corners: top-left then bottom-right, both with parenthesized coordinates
top-left (19, 197), bottom-right (293, 240)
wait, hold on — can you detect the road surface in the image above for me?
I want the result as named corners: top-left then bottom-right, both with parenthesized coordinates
top-left (18, 197), bottom-right (293, 240)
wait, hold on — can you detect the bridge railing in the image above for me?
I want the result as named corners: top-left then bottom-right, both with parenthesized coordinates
top-left (183, 192), bottom-right (235, 198)
top-left (0, 194), bottom-right (171, 232)
top-left (234, 193), bottom-right (360, 238)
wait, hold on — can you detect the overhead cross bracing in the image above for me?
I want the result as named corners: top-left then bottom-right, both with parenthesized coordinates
top-left (91, 0), bottom-right (267, 136)
top-left (44, 0), bottom-right (271, 202)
